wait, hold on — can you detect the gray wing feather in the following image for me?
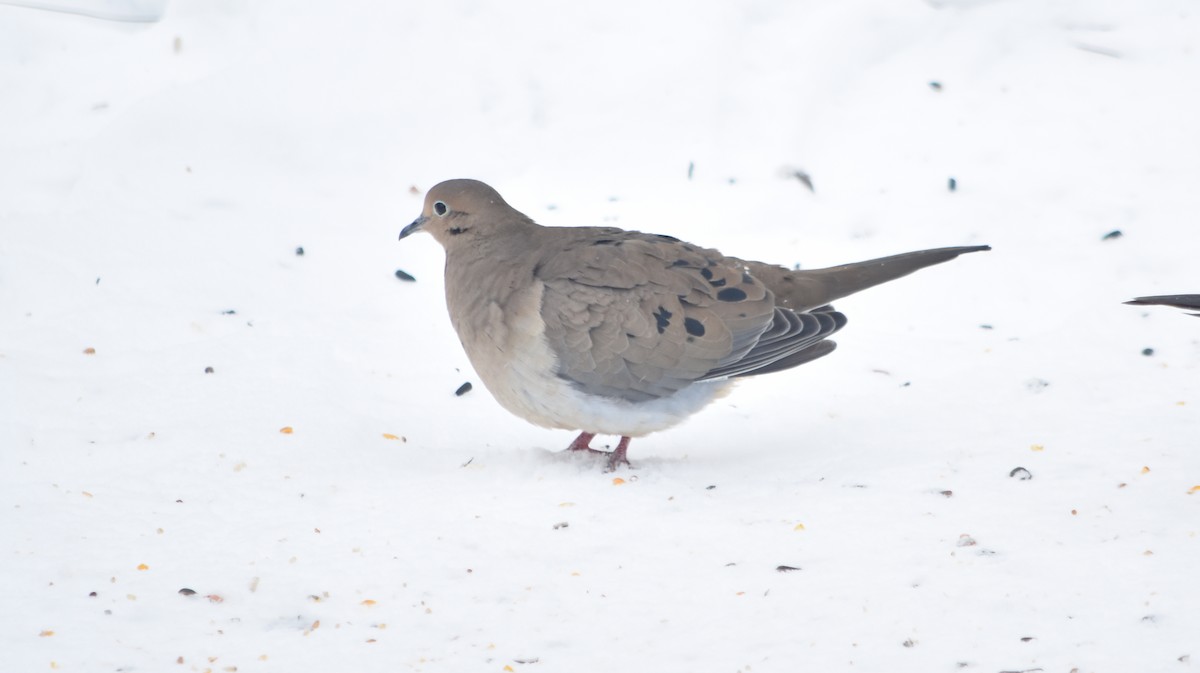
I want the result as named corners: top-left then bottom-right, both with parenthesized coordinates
top-left (536, 230), bottom-right (780, 402)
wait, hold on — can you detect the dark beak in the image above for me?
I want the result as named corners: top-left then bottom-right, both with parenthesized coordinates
top-left (399, 216), bottom-right (428, 240)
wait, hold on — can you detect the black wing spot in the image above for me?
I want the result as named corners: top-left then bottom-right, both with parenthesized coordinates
top-left (653, 306), bottom-right (673, 334)
top-left (700, 268), bottom-right (713, 280)
top-left (671, 259), bottom-right (691, 267)
top-left (717, 287), bottom-right (748, 302)
top-left (709, 278), bottom-right (727, 288)
top-left (656, 234), bottom-right (681, 242)
top-left (591, 239), bottom-right (616, 246)
top-left (684, 317), bottom-right (706, 337)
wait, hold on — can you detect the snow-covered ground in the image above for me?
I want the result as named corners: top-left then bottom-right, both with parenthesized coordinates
top-left (2, 1), bottom-right (1198, 671)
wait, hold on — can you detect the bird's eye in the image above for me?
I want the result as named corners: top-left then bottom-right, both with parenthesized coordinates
top-left (433, 201), bottom-right (448, 216)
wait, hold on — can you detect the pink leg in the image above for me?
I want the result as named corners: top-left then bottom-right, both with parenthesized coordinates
top-left (606, 436), bottom-right (632, 471)
top-left (563, 432), bottom-right (634, 471)
top-left (566, 432), bottom-right (598, 452)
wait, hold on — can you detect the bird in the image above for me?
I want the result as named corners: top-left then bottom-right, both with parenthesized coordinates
top-left (400, 179), bottom-right (989, 470)
top-left (1124, 294), bottom-right (1200, 317)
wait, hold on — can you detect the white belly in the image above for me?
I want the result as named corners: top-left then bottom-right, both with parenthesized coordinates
top-left (457, 281), bottom-right (734, 437)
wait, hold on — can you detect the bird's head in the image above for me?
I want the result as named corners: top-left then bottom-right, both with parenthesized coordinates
top-left (400, 179), bottom-right (529, 249)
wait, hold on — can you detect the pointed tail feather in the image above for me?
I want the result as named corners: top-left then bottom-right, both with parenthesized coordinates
top-left (744, 245), bottom-right (991, 312)
top-left (1125, 294), bottom-right (1200, 316)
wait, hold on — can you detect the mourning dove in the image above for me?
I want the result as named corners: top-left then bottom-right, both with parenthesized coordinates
top-left (1125, 294), bottom-right (1200, 317)
top-left (400, 179), bottom-right (989, 469)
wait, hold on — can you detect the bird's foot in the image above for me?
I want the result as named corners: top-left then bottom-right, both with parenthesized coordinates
top-left (604, 436), bottom-right (632, 472)
top-left (564, 432), bottom-right (633, 471)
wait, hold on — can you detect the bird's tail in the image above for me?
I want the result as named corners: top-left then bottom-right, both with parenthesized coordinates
top-left (742, 245), bottom-right (991, 312)
top-left (1125, 294), bottom-right (1200, 316)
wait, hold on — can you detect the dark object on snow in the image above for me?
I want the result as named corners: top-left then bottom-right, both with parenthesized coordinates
top-left (454, 381), bottom-right (473, 397)
top-left (204, 366), bottom-right (214, 374)
top-left (1141, 348), bottom-right (1154, 357)
top-left (1025, 378), bottom-right (1050, 392)
top-left (221, 309), bottom-right (236, 315)
top-left (395, 269), bottom-right (416, 282)
top-left (929, 81), bottom-right (943, 91)
top-left (775, 565), bottom-right (801, 572)
top-left (948, 177), bottom-right (957, 191)
top-left (1125, 294), bottom-right (1200, 317)
top-left (178, 588), bottom-right (196, 596)
top-left (295, 246), bottom-right (305, 256)
top-left (1101, 230), bottom-right (1123, 241)
top-left (1009, 467), bottom-right (1033, 480)
top-left (792, 169), bottom-right (814, 192)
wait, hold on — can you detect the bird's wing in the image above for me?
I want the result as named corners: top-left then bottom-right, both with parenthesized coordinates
top-left (534, 230), bottom-right (842, 402)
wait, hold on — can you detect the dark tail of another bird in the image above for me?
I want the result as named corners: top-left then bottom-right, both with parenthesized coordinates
top-left (1125, 294), bottom-right (1200, 317)
top-left (743, 245), bottom-right (991, 313)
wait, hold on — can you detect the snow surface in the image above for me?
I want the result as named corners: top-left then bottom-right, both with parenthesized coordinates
top-left (2, 1), bottom-right (1198, 671)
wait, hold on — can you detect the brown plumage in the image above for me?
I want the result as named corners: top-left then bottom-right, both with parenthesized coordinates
top-left (400, 179), bottom-right (988, 469)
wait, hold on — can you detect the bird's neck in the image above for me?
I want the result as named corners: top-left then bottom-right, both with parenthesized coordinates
top-left (443, 222), bottom-right (542, 314)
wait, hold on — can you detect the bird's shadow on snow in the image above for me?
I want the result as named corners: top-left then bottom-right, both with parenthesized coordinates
top-left (451, 444), bottom-right (681, 480)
